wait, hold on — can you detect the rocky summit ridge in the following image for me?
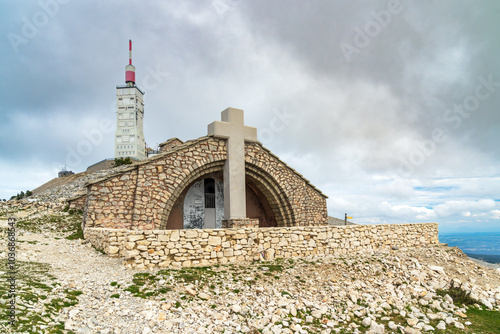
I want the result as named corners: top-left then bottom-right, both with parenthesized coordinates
top-left (31, 165), bottom-right (131, 203)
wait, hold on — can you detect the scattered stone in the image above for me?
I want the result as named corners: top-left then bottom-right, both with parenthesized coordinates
top-left (479, 297), bottom-right (493, 309)
top-left (436, 321), bottom-right (446, 330)
top-left (429, 265), bottom-right (445, 274)
top-left (198, 292), bottom-right (210, 300)
top-left (404, 326), bottom-right (419, 334)
top-left (361, 317), bottom-right (372, 327)
top-left (407, 318), bottom-right (419, 326)
top-left (388, 321), bottom-right (398, 330)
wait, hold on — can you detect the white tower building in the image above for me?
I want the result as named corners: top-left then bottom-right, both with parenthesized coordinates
top-left (114, 40), bottom-right (146, 160)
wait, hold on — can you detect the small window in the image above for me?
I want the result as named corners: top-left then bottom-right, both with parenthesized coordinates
top-left (204, 178), bottom-right (216, 208)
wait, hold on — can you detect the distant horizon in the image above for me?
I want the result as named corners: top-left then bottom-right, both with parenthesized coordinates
top-left (439, 231), bottom-right (500, 235)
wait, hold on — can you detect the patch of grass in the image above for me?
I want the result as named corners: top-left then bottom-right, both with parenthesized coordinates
top-left (110, 281), bottom-right (118, 286)
top-left (92, 245), bottom-right (105, 255)
top-left (123, 272), bottom-right (166, 299)
top-left (110, 294), bottom-right (120, 298)
top-left (0, 259), bottom-right (81, 333)
top-left (14, 211), bottom-right (84, 238)
top-left (430, 307), bottom-right (500, 334)
top-left (463, 308), bottom-right (500, 333)
top-left (257, 264), bottom-right (284, 272)
top-left (66, 221), bottom-right (84, 240)
top-left (158, 266), bottom-right (218, 285)
top-left (124, 285), bottom-right (140, 294)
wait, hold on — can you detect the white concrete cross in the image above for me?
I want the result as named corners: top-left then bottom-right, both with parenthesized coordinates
top-left (207, 108), bottom-right (257, 220)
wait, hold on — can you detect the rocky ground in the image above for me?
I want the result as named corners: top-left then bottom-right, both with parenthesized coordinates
top-left (32, 165), bottom-right (131, 203)
top-left (1, 202), bottom-right (499, 334)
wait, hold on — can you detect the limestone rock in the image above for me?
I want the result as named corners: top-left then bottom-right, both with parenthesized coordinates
top-left (362, 317), bottom-right (372, 327)
top-left (407, 318), bottom-right (418, 326)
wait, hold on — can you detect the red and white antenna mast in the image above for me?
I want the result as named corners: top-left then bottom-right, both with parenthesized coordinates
top-left (125, 39), bottom-right (135, 86)
top-left (129, 39), bottom-right (132, 65)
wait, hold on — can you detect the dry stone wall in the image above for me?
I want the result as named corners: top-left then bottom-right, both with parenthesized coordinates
top-left (159, 138), bottom-right (184, 152)
top-left (68, 195), bottom-right (86, 211)
top-left (84, 223), bottom-right (439, 269)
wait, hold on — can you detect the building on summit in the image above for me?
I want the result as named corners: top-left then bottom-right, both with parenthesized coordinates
top-left (82, 107), bottom-right (328, 231)
top-left (114, 40), bottom-right (146, 160)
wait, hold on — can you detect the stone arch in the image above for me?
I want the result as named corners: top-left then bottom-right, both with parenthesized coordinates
top-left (159, 161), bottom-right (295, 229)
top-left (245, 163), bottom-right (295, 227)
top-left (159, 160), bottom-right (225, 229)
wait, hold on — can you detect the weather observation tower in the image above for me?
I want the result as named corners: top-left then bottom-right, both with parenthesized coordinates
top-left (114, 40), bottom-right (146, 160)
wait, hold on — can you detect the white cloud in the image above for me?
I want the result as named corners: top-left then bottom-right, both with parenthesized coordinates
top-left (380, 202), bottom-right (436, 220)
top-left (434, 199), bottom-right (497, 218)
top-left (490, 210), bottom-right (500, 219)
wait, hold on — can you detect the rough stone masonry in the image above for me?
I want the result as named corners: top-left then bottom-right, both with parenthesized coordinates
top-left (84, 223), bottom-right (439, 269)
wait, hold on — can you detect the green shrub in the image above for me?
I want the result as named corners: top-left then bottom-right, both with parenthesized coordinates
top-left (437, 280), bottom-right (477, 306)
top-left (114, 157), bottom-right (133, 167)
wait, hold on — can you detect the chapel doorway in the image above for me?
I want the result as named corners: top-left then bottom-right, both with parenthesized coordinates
top-left (183, 178), bottom-right (224, 229)
top-left (204, 178), bottom-right (216, 228)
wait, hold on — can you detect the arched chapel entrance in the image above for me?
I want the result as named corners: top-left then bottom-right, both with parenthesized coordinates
top-left (164, 173), bottom-right (278, 229)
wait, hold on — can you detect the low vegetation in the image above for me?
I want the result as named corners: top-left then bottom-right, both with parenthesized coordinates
top-left (113, 157), bottom-right (133, 167)
top-left (9, 190), bottom-right (33, 201)
top-left (15, 211), bottom-right (83, 239)
top-left (0, 259), bottom-right (81, 333)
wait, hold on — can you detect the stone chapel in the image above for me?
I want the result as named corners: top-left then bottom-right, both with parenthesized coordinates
top-left (82, 108), bottom-right (328, 230)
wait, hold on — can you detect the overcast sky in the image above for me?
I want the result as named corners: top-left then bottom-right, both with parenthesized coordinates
top-left (1, 0), bottom-right (499, 234)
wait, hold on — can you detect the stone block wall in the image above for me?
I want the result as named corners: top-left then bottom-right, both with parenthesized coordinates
top-left (84, 223), bottom-right (439, 270)
top-left (222, 218), bottom-right (259, 228)
top-left (159, 138), bottom-right (184, 152)
top-left (84, 169), bottom-right (139, 229)
top-left (68, 195), bottom-right (87, 211)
